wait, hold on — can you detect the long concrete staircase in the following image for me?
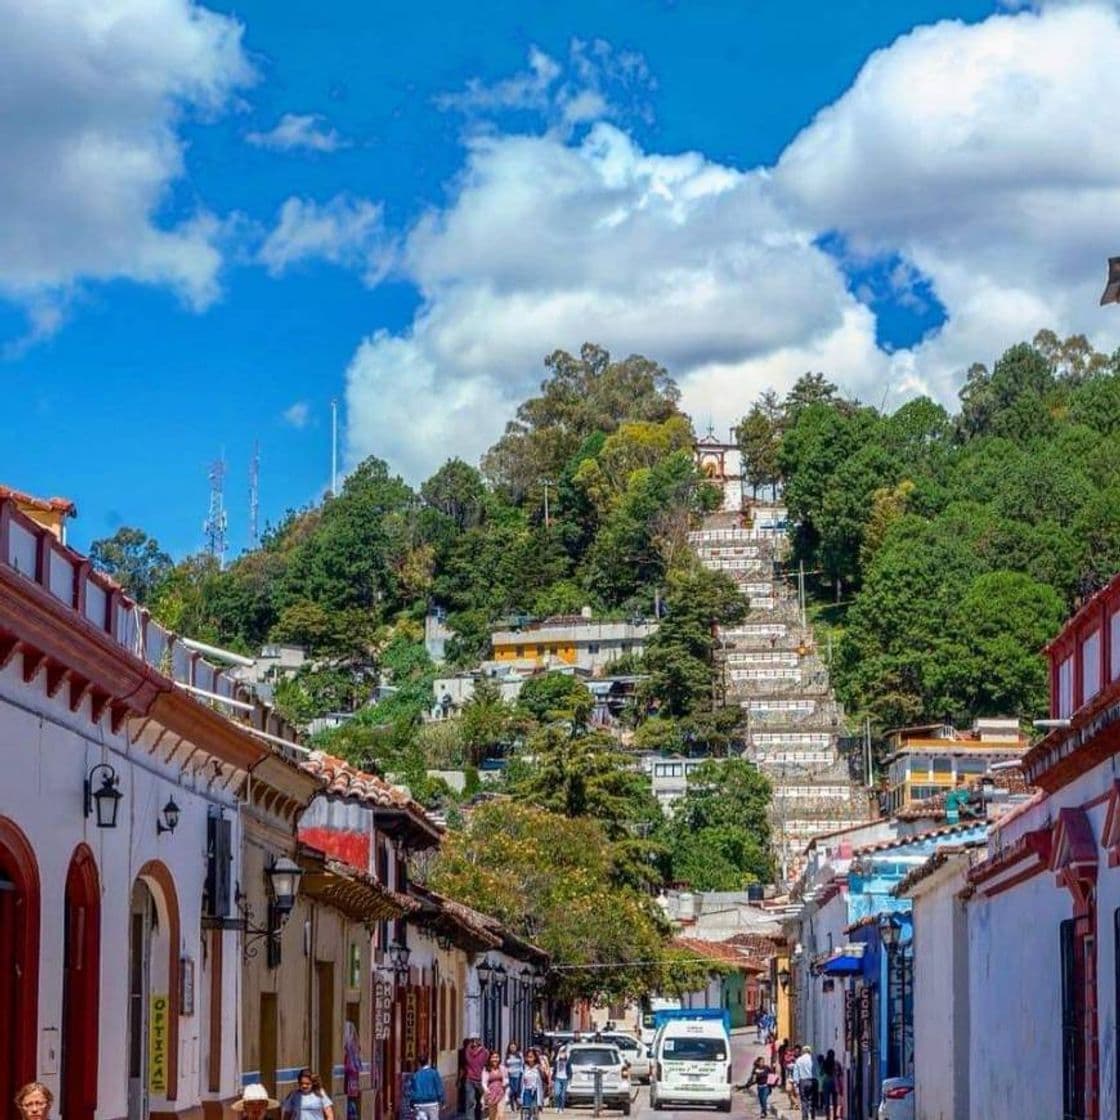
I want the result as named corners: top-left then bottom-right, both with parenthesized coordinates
top-left (688, 505), bottom-right (872, 883)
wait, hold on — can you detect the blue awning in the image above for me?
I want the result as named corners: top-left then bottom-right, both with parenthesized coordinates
top-left (823, 948), bottom-right (866, 976)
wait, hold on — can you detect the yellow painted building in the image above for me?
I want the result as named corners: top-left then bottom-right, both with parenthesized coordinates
top-left (489, 617), bottom-right (655, 674)
top-left (883, 719), bottom-right (1027, 814)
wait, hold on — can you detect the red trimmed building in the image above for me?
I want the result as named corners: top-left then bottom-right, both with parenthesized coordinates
top-left (962, 573), bottom-right (1120, 1119)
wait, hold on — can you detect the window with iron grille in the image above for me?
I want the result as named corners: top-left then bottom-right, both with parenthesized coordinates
top-left (1061, 918), bottom-right (1085, 1120)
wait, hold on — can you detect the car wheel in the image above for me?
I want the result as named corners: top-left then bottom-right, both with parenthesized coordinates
top-left (621, 1102), bottom-right (631, 1117)
top-left (718, 1100), bottom-right (732, 1113)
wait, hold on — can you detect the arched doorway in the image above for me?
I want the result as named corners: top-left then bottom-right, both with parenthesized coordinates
top-left (0, 818), bottom-right (40, 1120)
top-left (62, 846), bottom-right (100, 1120)
top-left (127, 863), bottom-right (181, 1120)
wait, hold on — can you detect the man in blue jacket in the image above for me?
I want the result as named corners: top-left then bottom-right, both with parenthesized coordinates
top-left (411, 1054), bottom-right (445, 1120)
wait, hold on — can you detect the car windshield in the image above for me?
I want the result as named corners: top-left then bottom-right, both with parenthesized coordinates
top-left (661, 1038), bottom-right (727, 1062)
top-left (569, 1049), bottom-right (619, 1067)
top-left (605, 1036), bottom-right (637, 1050)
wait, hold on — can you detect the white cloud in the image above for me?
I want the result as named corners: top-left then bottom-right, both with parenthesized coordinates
top-left (436, 40), bottom-right (655, 136)
top-left (247, 113), bottom-right (348, 153)
top-left (0, 0), bottom-right (253, 332)
top-left (283, 401), bottom-right (311, 428)
top-left (259, 195), bottom-right (392, 285)
top-left (344, 3), bottom-right (1120, 482)
top-left (775, 1), bottom-right (1120, 400)
top-left (346, 123), bottom-right (869, 479)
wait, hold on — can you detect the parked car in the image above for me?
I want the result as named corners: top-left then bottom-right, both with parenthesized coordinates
top-left (876, 1077), bottom-right (915, 1120)
top-left (599, 1034), bottom-right (651, 1083)
top-left (563, 1043), bottom-right (634, 1115)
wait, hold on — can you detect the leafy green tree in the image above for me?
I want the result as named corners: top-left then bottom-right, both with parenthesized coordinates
top-left (517, 671), bottom-right (593, 727)
top-left (90, 527), bottom-right (172, 604)
top-left (420, 458), bottom-right (487, 532)
top-left (642, 567), bottom-right (745, 718)
top-left (430, 801), bottom-right (673, 1002)
top-left (482, 343), bottom-right (681, 500)
top-left (736, 390), bottom-right (784, 497)
top-left (459, 675), bottom-right (518, 764)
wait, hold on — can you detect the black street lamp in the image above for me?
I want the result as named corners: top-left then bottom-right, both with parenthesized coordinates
top-left (388, 941), bottom-right (412, 978)
top-left (84, 763), bottom-right (123, 828)
top-left (239, 856), bottom-right (305, 968)
top-left (157, 797), bottom-right (181, 835)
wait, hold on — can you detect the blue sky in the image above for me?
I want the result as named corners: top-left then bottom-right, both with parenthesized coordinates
top-left (3, 0), bottom-right (1119, 559)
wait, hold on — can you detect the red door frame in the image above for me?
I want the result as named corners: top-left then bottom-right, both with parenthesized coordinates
top-left (0, 818), bottom-right (40, 1120)
top-left (62, 845), bottom-right (101, 1120)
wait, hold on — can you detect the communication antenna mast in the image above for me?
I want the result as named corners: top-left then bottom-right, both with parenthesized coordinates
top-left (331, 398), bottom-right (339, 497)
top-left (203, 456), bottom-right (228, 568)
top-left (248, 441), bottom-right (260, 549)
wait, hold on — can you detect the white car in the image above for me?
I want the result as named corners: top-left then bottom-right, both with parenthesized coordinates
top-left (600, 1033), bottom-right (651, 1083)
top-left (876, 1077), bottom-right (915, 1120)
top-left (563, 1043), bottom-right (634, 1115)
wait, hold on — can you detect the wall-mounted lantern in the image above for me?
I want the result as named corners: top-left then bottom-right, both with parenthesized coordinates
top-left (157, 797), bottom-right (181, 835)
top-left (84, 763), bottom-right (122, 829)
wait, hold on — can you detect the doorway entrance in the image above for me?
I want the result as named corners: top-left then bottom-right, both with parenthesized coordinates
top-left (62, 846), bottom-right (100, 1120)
top-left (0, 818), bottom-right (40, 1120)
top-left (128, 880), bottom-right (156, 1120)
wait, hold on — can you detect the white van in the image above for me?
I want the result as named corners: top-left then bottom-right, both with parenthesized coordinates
top-left (649, 1019), bottom-right (732, 1112)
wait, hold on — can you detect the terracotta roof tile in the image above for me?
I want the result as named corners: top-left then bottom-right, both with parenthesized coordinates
top-left (670, 937), bottom-right (767, 972)
top-left (302, 751), bottom-right (441, 835)
top-left (0, 486), bottom-right (76, 515)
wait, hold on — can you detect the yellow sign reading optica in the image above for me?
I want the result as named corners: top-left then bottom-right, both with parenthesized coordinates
top-left (150, 994), bottom-right (169, 1094)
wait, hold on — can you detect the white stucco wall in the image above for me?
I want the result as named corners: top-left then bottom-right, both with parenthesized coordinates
top-left (968, 868), bottom-right (1066, 1119)
top-left (910, 862), bottom-right (970, 1120)
top-left (0, 659), bottom-right (243, 1117)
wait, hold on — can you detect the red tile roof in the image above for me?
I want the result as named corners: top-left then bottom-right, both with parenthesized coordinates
top-left (851, 820), bottom-right (980, 857)
top-left (670, 937), bottom-right (767, 972)
top-left (0, 485), bottom-right (76, 515)
top-left (302, 751), bottom-right (441, 838)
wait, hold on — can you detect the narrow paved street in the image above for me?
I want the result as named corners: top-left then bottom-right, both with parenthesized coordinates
top-left (537, 1033), bottom-right (788, 1120)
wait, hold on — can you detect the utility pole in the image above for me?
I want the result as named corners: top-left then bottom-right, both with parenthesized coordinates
top-left (248, 441), bottom-right (260, 549)
top-left (203, 456), bottom-right (228, 569)
top-left (331, 398), bottom-right (339, 497)
top-left (798, 560), bottom-right (807, 629)
top-left (542, 479), bottom-right (554, 528)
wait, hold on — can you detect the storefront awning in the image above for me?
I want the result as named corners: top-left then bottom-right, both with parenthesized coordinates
top-left (823, 946), bottom-right (866, 976)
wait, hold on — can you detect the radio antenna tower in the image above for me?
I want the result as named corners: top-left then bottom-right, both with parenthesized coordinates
top-left (248, 441), bottom-right (260, 549)
top-left (203, 456), bottom-right (228, 568)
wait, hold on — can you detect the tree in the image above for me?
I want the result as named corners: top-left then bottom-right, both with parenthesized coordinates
top-left (663, 759), bottom-right (774, 887)
top-left (510, 726), bottom-right (661, 840)
top-left (642, 567), bottom-right (746, 718)
top-left (420, 458), bottom-right (487, 532)
top-left (783, 371), bottom-right (839, 421)
top-left (429, 801), bottom-right (673, 1002)
top-left (459, 676), bottom-right (517, 764)
top-left (736, 390), bottom-right (783, 496)
top-left (517, 672), bottom-right (593, 727)
top-left (90, 527), bottom-right (172, 604)
top-left (482, 343), bottom-right (681, 500)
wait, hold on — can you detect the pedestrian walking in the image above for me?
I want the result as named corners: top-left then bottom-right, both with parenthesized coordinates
top-left (282, 1070), bottom-right (335, 1120)
top-left (462, 1036), bottom-right (489, 1120)
top-left (482, 1052), bottom-right (509, 1120)
top-left (552, 1045), bottom-right (570, 1113)
top-left (233, 1084), bottom-right (280, 1120)
top-left (820, 1050), bottom-right (838, 1120)
top-left (411, 1055), bottom-right (446, 1120)
top-left (744, 1057), bottom-right (777, 1119)
top-left (792, 1047), bottom-right (816, 1120)
top-left (519, 1050), bottom-right (545, 1120)
top-left (777, 1039), bottom-right (791, 1089)
top-left (344, 1022), bottom-right (364, 1120)
top-left (14, 1084), bottom-right (53, 1120)
top-left (505, 1042), bottom-right (524, 1108)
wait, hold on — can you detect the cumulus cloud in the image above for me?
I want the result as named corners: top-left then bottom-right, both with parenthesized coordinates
top-left (776, 2), bottom-right (1120, 399)
top-left (345, 4), bottom-right (1120, 481)
top-left (283, 401), bottom-right (311, 428)
top-left (0, 0), bottom-right (254, 336)
top-left (259, 195), bottom-right (392, 285)
top-left (247, 112), bottom-right (348, 152)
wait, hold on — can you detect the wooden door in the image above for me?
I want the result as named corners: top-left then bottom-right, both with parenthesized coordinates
top-left (62, 848), bottom-right (100, 1120)
top-left (260, 994), bottom-right (279, 1103)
